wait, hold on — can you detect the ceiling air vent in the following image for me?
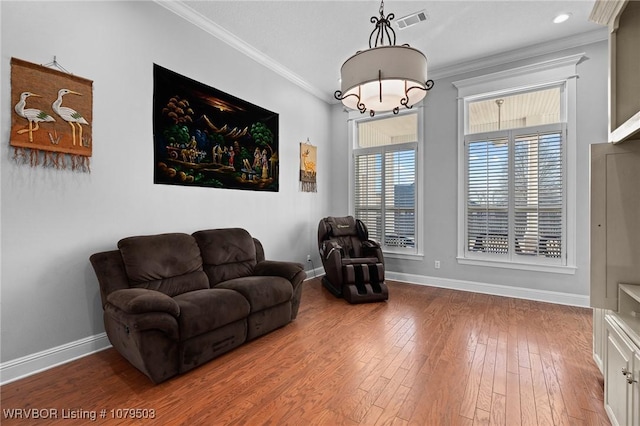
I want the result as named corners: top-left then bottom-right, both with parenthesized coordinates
top-left (396, 10), bottom-right (428, 29)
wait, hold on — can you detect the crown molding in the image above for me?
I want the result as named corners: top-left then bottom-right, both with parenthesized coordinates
top-left (589, 0), bottom-right (628, 29)
top-left (156, 1), bottom-right (607, 105)
top-left (429, 28), bottom-right (608, 81)
top-left (153, 0), bottom-right (328, 102)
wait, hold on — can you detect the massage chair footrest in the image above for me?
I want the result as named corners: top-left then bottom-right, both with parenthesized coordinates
top-left (342, 281), bottom-right (388, 304)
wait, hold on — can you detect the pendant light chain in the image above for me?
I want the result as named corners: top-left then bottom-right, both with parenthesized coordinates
top-left (369, 0), bottom-right (396, 49)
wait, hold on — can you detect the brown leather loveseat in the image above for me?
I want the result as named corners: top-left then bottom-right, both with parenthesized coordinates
top-left (90, 228), bottom-right (306, 383)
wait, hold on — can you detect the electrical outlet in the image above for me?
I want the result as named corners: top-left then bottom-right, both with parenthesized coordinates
top-left (434, 260), bottom-right (440, 269)
top-left (306, 254), bottom-right (312, 262)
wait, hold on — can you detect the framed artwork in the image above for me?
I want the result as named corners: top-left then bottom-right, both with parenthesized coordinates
top-left (10, 57), bottom-right (93, 171)
top-left (153, 64), bottom-right (279, 191)
top-left (300, 142), bottom-right (317, 192)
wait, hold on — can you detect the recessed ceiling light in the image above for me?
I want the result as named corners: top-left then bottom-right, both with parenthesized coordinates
top-left (553, 13), bottom-right (572, 24)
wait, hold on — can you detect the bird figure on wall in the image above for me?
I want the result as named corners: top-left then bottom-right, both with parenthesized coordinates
top-left (52, 88), bottom-right (89, 146)
top-left (14, 91), bottom-right (56, 142)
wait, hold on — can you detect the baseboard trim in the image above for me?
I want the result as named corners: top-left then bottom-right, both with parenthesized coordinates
top-left (386, 271), bottom-right (590, 307)
top-left (0, 333), bottom-right (111, 386)
top-left (304, 266), bottom-right (325, 280)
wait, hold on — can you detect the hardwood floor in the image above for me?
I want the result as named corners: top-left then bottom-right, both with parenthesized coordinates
top-left (1, 279), bottom-right (610, 425)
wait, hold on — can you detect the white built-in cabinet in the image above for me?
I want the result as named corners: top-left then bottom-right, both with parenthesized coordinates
top-left (590, 1), bottom-right (640, 425)
top-left (589, 0), bottom-right (640, 143)
top-left (603, 287), bottom-right (640, 425)
top-left (605, 318), bottom-right (638, 426)
top-left (591, 141), bottom-right (640, 426)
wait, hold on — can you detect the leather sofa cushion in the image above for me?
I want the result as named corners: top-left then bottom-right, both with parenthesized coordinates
top-left (118, 233), bottom-right (208, 297)
top-left (173, 289), bottom-right (250, 340)
top-left (214, 276), bottom-right (292, 313)
top-left (192, 229), bottom-right (257, 285)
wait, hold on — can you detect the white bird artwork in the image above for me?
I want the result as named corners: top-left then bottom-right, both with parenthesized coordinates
top-left (14, 91), bottom-right (56, 142)
top-left (52, 88), bottom-right (89, 146)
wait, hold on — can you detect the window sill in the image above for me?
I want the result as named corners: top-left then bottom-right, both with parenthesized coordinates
top-left (384, 251), bottom-right (424, 261)
top-left (456, 256), bottom-right (576, 275)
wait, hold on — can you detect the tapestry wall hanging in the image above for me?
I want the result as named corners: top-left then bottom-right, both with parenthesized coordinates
top-left (299, 141), bottom-right (317, 192)
top-left (10, 57), bottom-right (93, 171)
top-left (153, 64), bottom-right (279, 191)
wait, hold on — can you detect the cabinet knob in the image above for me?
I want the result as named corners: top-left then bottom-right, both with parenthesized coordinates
top-left (621, 367), bottom-right (638, 385)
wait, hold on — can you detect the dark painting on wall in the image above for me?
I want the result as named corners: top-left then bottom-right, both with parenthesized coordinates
top-left (153, 64), bottom-right (279, 191)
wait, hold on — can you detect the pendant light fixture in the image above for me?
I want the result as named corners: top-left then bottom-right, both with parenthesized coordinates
top-left (335, 0), bottom-right (434, 117)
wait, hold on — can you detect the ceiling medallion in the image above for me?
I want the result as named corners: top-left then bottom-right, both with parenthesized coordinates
top-left (335, 0), bottom-right (434, 117)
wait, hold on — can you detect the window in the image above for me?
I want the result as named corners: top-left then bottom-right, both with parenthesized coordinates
top-left (351, 111), bottom-right (421, 255)
top-left (454, 54), bottom-right (582, 272)
top-left (466, 124), bottom-right (564, 263)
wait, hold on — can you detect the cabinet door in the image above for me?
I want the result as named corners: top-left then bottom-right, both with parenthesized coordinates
top-left (594, 308), bottom-right (606, 374)
top-left (590, 142), bottom-right (640, 310)
top-left (633, 351), bottom-right (640, 426)
top-left (605, 317), bottom-right (634, 425)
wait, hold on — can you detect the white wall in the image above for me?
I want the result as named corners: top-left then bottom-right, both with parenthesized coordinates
top-left (0, 1), bottom-right (333, 365)
top-left (332, 41), bottom-right (608, 302)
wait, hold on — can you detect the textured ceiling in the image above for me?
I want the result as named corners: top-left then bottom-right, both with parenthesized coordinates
top-left (172, 1), bottom-right (606, 103)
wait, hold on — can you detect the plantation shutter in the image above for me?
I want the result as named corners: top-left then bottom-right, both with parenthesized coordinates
top-left (354, 152), bottom-right (382, 243)
top-left (384, 149), bottom-right (416, 248)
top-left (514, 131), bottom-right (563, 258)
top-left (465, 128), bottom-right (564, 262)
top-left (355, 147), bottom-right (416, 248)
top-left (466, 137), bottom-right (509, 254)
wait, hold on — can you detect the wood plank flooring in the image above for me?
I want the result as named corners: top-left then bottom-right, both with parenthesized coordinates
top-left (0, 279), bottom-right (610, 425)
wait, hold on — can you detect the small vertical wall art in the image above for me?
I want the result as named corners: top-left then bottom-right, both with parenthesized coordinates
top-left (10, 57), bottom-right (93, 171)
top-left (299, 141), bottom-right (317, 192)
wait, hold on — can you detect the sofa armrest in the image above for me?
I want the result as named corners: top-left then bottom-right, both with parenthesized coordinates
top-left (106, 288), bottom-right (180, 317)
top-left (253, 260), bottom-right (304, 281)
top-left (254, 260), bottom-right (307, 320)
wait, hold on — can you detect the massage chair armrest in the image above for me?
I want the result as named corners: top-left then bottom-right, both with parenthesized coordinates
top-left (320, 240), bottom-right (344, 260)
top-left (106, 288), bottom-right (180, 317)
top-left (254, 260), bottom-right (306, 284)
top-left (362, 240), bottom-right (379, 249)
top-left (320, 240), bottom-right (345, 282)
top-left (362, 240), bottom-right (384, 262)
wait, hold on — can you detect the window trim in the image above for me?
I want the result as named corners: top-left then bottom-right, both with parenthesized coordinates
top-left (348, 108), bottom-right (424, 258)
top-left (453, 54), bottom-right (583, 273)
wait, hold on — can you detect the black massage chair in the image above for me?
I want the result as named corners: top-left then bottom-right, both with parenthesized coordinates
top-left (317, 216), bottom-right (388, 303)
